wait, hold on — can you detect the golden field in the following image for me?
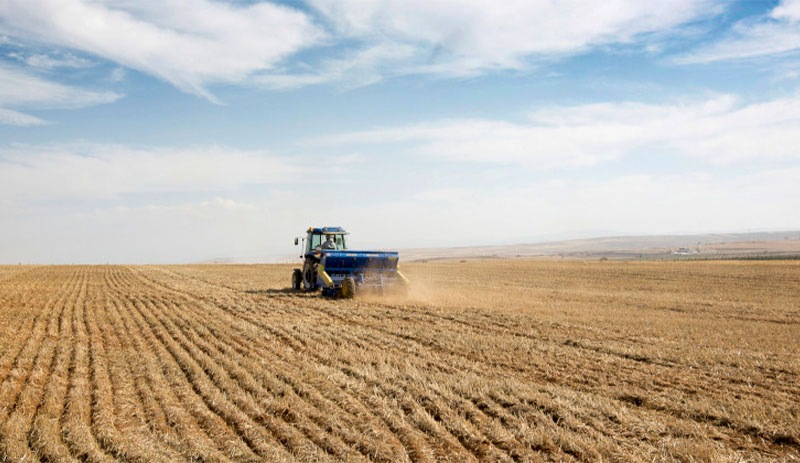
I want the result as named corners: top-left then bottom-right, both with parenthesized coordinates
top-left (0, 260), bottom-right (797, 462)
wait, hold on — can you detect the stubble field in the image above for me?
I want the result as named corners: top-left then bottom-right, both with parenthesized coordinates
top-left (0, 260), bottom-right (798, 462)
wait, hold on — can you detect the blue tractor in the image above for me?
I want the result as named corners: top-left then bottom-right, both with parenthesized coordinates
top-left (292, 226), bottom-right (409, 298)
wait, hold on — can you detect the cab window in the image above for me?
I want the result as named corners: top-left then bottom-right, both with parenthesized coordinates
top-left (308, 233), bottom-right (322, 252)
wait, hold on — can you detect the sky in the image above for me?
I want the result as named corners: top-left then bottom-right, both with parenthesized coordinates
top-left (1, 0), bottom-right (799, 264)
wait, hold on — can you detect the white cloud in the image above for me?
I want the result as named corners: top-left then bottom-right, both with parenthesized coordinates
top-left (0, 64), bottom-right (121, 124)
top-left (0, 107), bottom-right (45, 126)
top-left (772, 0), bottom-right (800, 21)
top-left (257, 42), bottom-right (417, 90)
top-left (0, 143), bottom-right (298, 201)
top-left (314, 93), bottom-right (800, 167)
top-left (8, 51), bottom-right (93, 69)
top-left (0, 0), bottom-right (324, 101)
top-left (677, 0), bottom-right (800, 63)
top-left (0, 64), bottom-right (121, 108)
top-left (309, 0), bottom-right (716, 77)
top-left (109, 67), bottom-right (126, 82)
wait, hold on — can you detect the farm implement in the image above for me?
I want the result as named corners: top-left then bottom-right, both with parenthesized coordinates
top-left (292, 226), bottom-right (409, 298)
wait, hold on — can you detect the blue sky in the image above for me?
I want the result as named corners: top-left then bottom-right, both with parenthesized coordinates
top-left (1, 0), bottom-right (799, 263)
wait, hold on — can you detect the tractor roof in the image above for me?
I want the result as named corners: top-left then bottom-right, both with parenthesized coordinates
top-left (308, 226), bottom-right (348, 235)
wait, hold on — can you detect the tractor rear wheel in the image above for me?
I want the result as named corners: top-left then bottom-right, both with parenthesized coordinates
top-left (341, 277), bottom-right (356, 299)
top-left (292, 269), bottom-right (302, 290)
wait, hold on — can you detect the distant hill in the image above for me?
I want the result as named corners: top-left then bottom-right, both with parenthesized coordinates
top-left (399, 231), bottom-right (800, 261)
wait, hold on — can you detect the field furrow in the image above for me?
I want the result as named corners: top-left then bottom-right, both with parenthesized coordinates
top-left (62, 268), bottom-right (115, 463)
top-left (1, 261), bottom-right (797, 462)
top-left (108, 269), bottom-right (264, 462)
top-left (0, 267), bottom-right (84, 461)
top-left (131, 268), bottom-right (463, 461)
top-left (132, 268), bottom-right (407, 462)
top-left (128, 268), bottom-right (635, 460)
top-left (28, 268), bottom-right (81, 463)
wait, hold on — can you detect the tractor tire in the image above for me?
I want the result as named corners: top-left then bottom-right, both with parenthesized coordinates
top-left (292, 269), bottom-right (302, 291)
top-left (341, 277), bottom-right (356, 299)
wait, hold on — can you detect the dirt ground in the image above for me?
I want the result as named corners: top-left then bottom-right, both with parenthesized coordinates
top-left (0, 260), bottom-right (798, 462)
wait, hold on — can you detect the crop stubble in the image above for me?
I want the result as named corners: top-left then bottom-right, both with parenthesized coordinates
top-left (0, 260), bottom-right (797, 462)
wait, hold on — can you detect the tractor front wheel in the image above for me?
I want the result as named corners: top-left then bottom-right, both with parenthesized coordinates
top-left (292, 269), bottom-right (302, 290)
top-left (341, 277), bottom-right (356, 299)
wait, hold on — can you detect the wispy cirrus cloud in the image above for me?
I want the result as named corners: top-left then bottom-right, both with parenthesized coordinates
top-left (256, 42), bottom-right (417, 90)
top-left (0, 0), bottom-right (325, 101)
top-left (676, 0), bottom-right (800, 63)
top-left (314, 93), bottom-right (800, 167)
top-left (7, 50), bottom-right (94, 69)
top-left (0, 107), bottom-right (45, 126)
top-left (0, 64), bottom-right (120, 108)
top-left (302, 0), bottom-right (718, 79)
top-left (0, 64), bottom-right (121, 125)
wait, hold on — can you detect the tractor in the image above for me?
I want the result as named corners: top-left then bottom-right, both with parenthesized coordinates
top-left (292, 226), bottom-right (409, 298)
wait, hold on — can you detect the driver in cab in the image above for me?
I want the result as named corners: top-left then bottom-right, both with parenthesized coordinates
top-left (321, 234), bottom-right (336, 250)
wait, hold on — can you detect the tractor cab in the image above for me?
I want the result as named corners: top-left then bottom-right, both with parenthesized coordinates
top-left (296, 226), bottom-right (348, 255)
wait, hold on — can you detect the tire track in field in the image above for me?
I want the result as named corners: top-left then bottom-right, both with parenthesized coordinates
top-left (0, 266), bottom-right (588, 463)
top-left (300, 323), bottom-right (547, 461)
